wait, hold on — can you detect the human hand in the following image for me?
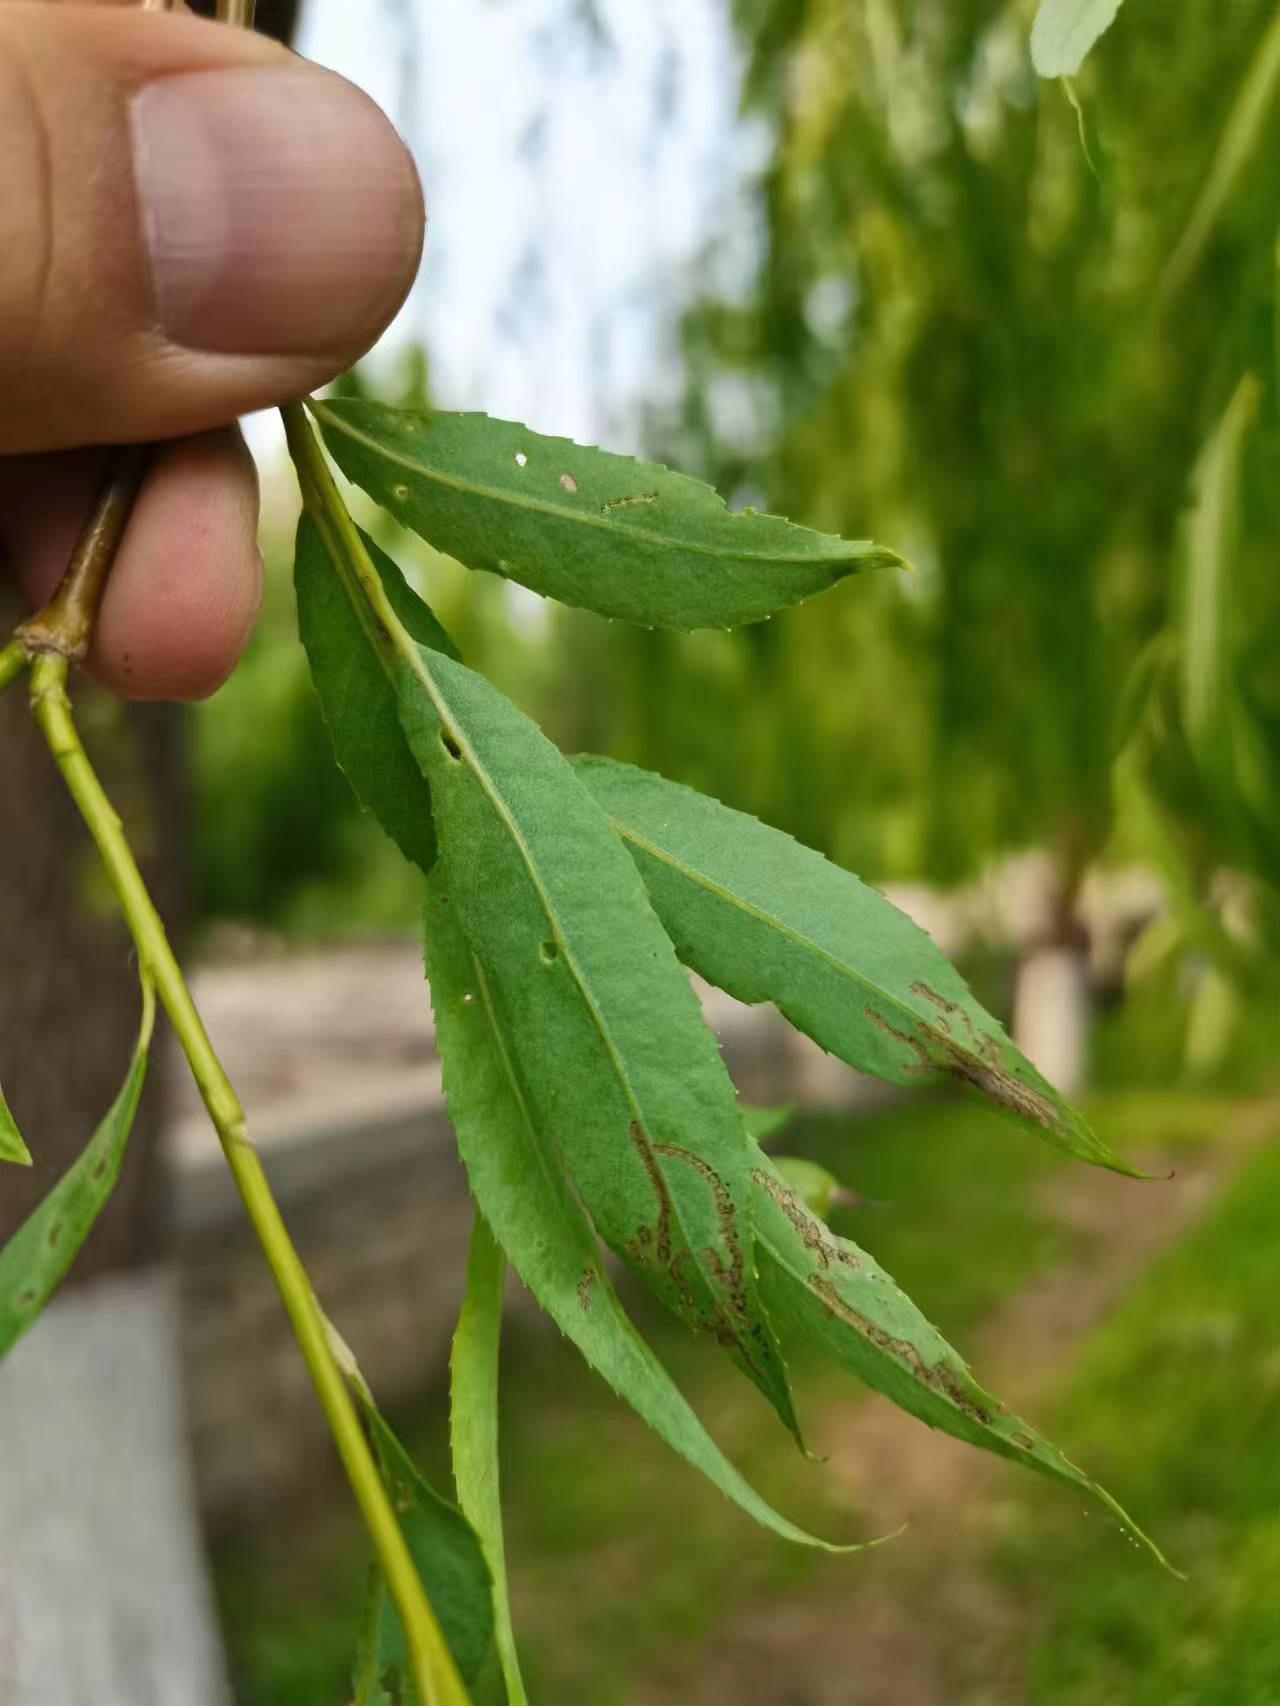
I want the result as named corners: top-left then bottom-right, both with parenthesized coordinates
top-left (0, 1), bottom-right (424, 698)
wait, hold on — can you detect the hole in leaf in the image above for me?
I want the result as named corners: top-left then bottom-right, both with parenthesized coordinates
top-left (514, 451), bottom-right (528, 469)
top-left (441, 730), bottom-right (462, 761)
top-left (560, 472), bottom-right (579, 494)
top-left (462, 993), bottom-right (475, 1006)
top-left (540, 939), bottom-right (559, 965)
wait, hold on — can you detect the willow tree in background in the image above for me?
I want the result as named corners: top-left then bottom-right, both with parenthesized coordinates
top-left (548, 0), bottom-right (1279, 1075)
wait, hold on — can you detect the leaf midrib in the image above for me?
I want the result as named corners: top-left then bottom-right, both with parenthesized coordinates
top-left (311, 401), bottom-right (874, 571)
top-left (466, 949), bottom-right (662, 1373)
top-left (406, 647), bottom-right (731, 1315)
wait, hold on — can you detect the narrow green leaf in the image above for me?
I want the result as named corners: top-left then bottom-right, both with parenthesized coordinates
top-left (574, 757), bottom-right (1132, 1173)
top-left (1178, 372), bottom-right (1261, 774)
top-left (1162, 10), bottom-right (1280, 301)
top-left (750, 1150), bottom-right (1172, 1568)
top-left (295, 511), bottom-right (458, 874)
top-left (311, 398), bottom-right (902, 632)
top-left (424, 876), bottom-right (858, 1553)
top-left (742, 1103), bottom-right (795, 1145)
top-left (349, 1387), bottom-right (494, 1691)
top-left (450, 1213), bottom-right (527, 1706)
top-left (0, 1083), bottom-right (33, 1168)
top-left (399, 651), bottom-right (802, 1439)
top-left (0, 982), bottom-right (155, 1359)
top-left (1030, 0), bottom-right (1126, 78)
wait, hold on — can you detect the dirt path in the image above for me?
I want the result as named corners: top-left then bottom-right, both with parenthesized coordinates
top-left (633, 1096), bottom-right (1279, 1706)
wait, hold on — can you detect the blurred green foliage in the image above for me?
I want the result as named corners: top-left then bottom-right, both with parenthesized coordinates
top-left (547, 0), bottom-right (1280, 924)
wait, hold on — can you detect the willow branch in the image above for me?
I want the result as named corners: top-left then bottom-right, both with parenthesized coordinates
top-left (16, 447), bottom-right (149, 663)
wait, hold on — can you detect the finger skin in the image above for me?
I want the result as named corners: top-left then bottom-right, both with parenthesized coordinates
top-left (0, 0), bottom-right (420, 698)
top-left (0, 4), bottom-right (424, 453)
top-left (0, 432), bottom-right (262, 700)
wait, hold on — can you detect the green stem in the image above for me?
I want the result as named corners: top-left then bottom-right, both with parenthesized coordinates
top-left (17, 447), bottom-right (149, 663)
top-left (0, 639), bottom-right (28, 699)
top-left (27, 650), bottom-right (468, 1706)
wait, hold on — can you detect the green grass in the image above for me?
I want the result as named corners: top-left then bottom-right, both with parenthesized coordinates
top-left (993, 1123), bottom-right (1280, 1706)
top-left (213, 1087), bottom-right (1263, 1705)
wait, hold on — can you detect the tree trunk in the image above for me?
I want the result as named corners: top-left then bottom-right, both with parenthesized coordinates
top-left (1011, 844), bottom-right (1092, 1099)
top-left (0, 610), bottom-right (182, 1268)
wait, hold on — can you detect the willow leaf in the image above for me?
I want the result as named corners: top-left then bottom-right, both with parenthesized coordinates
top-left (295, 511), bottom-right (457, 874)
top-left (1030, 0), bottom-right (1126, 78)
top-left (351, 1389), bottom-right (494, 1690)
top-left (1161, 10), bottom-right (1280, 301)
top-left (750, 1151), bottom-right (1170, 1567)
top-left (1179, 373), bottom-right (1261, 774)
top-left (450, 1213), bottom-right (527, 1706)
top-left (0, 1083), bottom-right (32, 1168)
top-left (310, 398), bottom-right (902, 632)
top-left (0, 982), bottom-right (154, 1359)
top-left (398, 651), bottom-right (800, 1437)
top-left (424, 877), bottom-right (855, 1552)
top-left (574, 757), bottom-right (1132, 1173)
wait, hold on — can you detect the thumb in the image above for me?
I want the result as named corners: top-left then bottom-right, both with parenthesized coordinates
top-left (0, 5), bottom-right (424, 455)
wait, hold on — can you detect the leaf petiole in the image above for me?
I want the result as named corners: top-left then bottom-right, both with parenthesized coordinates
top-left (0, 639), bottom-right (28, 700)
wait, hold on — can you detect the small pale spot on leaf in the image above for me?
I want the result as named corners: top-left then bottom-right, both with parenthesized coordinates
top-left (560, 472), bottom-right (579, 494)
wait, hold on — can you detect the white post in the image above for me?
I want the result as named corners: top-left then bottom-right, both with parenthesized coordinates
top-left (0, 1270), bottom-right (230, 1706)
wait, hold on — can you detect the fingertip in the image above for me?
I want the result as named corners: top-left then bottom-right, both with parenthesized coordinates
top-left (90, 429), bottom-right (262, 700)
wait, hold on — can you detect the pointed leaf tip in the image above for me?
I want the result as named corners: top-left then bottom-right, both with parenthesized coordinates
top-left (0, 1084), bottom-right (33, 1167)
top-left (573, 756), bottom-right (1135, 1174)
top-left (751, 1150), bottom-right (1164, 1560)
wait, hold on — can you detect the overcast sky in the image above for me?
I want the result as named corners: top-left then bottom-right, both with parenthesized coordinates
top-left (272, 0), bottom-right (752, 449)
